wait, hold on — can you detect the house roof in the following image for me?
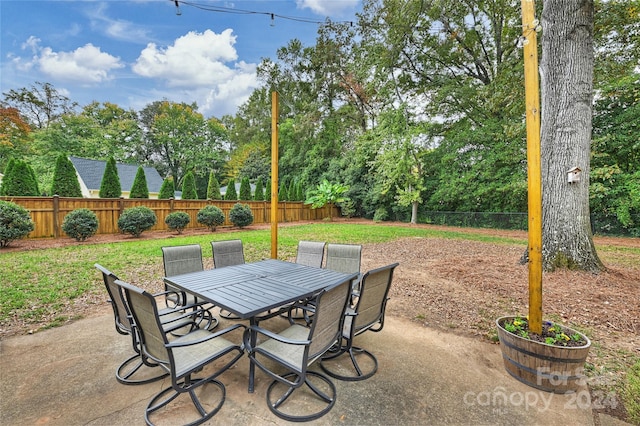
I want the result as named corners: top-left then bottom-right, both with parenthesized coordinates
top-left (69, 156), bottom-right (164, 193)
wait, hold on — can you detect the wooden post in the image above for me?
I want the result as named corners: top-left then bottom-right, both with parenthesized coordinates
top-left (522, 0), bottom-right (543, 334)
top-left (270, 91), bottom-right (279, 259)
top-left (52, 195), bottom-right (60, 238)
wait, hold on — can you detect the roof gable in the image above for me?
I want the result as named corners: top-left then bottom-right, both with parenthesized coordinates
top-left (69, 156), bottom-right (164, 193)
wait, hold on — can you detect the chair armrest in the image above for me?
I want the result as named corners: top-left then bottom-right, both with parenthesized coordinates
top-left (249, 324), bottom-right (311, 346)
top-left (167, 324), bottom-right (246, 348)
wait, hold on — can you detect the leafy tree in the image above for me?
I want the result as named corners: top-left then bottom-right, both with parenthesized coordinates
top-left (138, 101), bottom-right (227, 188)
top-left (50, 155), bottom-right (81, 197)
top-left (239, 176), bottom-right (252, 200)
top-left (253, 178), bottom-right (264, 201)
top-left (99, 157), bottom-right (121, 198)
top-left (0, 107), bottom-right (31, 167)
top-left (206, 172), bottom-right (222, 200)
top-left (129, 166), bottom-right (149, 199)
top-left (181, 171), bottom-right (198, 200)
top-left (540, 0), bottom-right (603, 272)
top-left (158, 177), bottom-right (175, 199)
top-left (0, 200), bottom-right (35, 247)
top-left (305, 179), bottom-right (349, 221)
top-left (225, 178), bottom-right (237, 200)
top-left (1, 81), bottom-right (77, 129)
top-left (2, 160), bottom-right (39, 196)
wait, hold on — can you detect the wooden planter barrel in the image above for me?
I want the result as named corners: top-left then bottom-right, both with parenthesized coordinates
top-left (496, 316), bottom-right (591, 394)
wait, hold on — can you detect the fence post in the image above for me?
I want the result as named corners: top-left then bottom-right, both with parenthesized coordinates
top-left (170, 197), bottom-right (175, 213)
top-left (52, 195), bottom-right (60, 238)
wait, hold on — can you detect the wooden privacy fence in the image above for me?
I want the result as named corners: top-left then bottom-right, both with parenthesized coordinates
top-left (1, 196), bottom-right (338, 239)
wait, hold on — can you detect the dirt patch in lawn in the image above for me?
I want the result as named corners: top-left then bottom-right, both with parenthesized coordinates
top-left (3, 219), bottom-right (639, 421)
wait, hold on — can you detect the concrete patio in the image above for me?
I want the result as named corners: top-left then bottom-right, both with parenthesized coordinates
top-left (0, 306), bottom-right (625, 425)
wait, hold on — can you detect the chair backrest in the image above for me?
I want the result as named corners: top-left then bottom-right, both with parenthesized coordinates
top-left (325, 243), bottom-right (362, 274)
top-left (307, 277), bottom-right (354, 361)
top-left (295, 241), bottom-right (325, 268)
top-left (116, 279), bottom-right (171, 365)
top-left (352, 263), bottom-right (399, 334)
top-left (95, 263), bottom-right (132, 334)
top-left (211, 239), bottom-right (245, 268)
top-left (162, 244), bottom-right (204, 277)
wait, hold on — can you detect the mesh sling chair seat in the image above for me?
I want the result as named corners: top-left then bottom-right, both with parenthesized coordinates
top-left (244, 275), bottom-right (354, 422)
top-left (325, 243), bottom-right (363, 296)
top-left (162, 244), bottom-right (218, 330)
top-left (286, 241), bottom-right (326, 320)
top-left (117, 278), bottom-right (245, 426)
top-left (95, 264), bottom-right (206, 385)
top-left (211, 239), bottom-right (245, 320)
top-left (320, 262), bottom-right (399, 381)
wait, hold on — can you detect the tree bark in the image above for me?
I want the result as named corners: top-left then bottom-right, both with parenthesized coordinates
top-left (540, 0), bottom-right (604, 272)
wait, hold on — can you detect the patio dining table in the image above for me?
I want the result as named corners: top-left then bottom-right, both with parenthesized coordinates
top-left (163, 259), bottom-right (357, 392)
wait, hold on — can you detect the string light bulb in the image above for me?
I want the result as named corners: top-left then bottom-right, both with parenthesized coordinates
top-left (174, 0), bottom-right (182, 16)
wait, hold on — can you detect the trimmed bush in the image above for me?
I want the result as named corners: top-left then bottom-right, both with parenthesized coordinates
top-left (229, 203), bottom-right (253, 228)
top-left (239, 176), bottom-right (252, 200)
top-left (264, 179), bottom-right (272, 202)
top-left (165, 211), bottom-right (190, 234)
top-left (197, 205), bottom-right (225, 231)
top-left (99, 157), bottom-right (121, 198)
top-left (117, 206), bottom-right (157, 237)
top-left (224, 179), bottom-right (237, 200)
top-left (206, 172), bottom-right (222, 200)
top-left (51, 155), bottom-right (82, 197)
top-left (129, 166), bottom-right (149, 199)
top-left (181, 171), bottom-right (198, 200)
top-left (3, 160), bottom-right (39, 196)
top-left (158, 178), bottom-right (175, 199)
top-left (62, 208), bottom-right (99, 241)
top-left (0, 200), bottom-right (35, 247)
top-left (253, 179), bottom-right (264, 201)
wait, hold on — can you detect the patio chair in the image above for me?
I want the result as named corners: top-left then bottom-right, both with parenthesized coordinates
top-left (320, 262), bottom-right (399, 381)
top-left (95, 263), bottom-right (201, 385)
top-left (117, 278), bottom-right (245, 426)
top-left (325, 243), bottom-right (363, 295)
top-left (211, 239), bottom-right (245, 319)
top-left (162, 244), bottom-right (218, 330)
top-left (211, 239), bottom-right (245, 268)
top-left (295, 240), bottom-right (326, 268)
top-left (284, 241), bottom-right (326, 320)
top-left (245, 276), bottom-right (354, 422)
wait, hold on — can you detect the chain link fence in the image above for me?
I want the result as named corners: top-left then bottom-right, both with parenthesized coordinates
top-left (420, 211), bottom-right (639, 237)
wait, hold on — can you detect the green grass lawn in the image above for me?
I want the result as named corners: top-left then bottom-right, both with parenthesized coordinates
top-left (0, 222), bottom-right (528, 325)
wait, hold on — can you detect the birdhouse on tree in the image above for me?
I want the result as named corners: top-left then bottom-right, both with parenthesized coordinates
top-left (567, 167), bottom-right (582, 184)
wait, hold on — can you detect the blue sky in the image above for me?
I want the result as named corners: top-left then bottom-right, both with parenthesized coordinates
top-left (1, 0), bottom-right (360, 119)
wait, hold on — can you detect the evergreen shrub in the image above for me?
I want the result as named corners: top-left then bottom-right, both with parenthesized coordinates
top-left (229, 203), bottom-right (253, 228)
top-left (0, 200), bottom-right (35, 247)
top-left (62, 208), bottom-right (99, 241)
top-left (117, 206), bottom-right (157, 237)
top-left (197, 205), bottom-right (225, 231)
top-left (165, 211), bottom-right (190, 234)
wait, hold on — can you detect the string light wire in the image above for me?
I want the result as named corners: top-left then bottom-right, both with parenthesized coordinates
top-left (172, 0), bottom-right (355, 26)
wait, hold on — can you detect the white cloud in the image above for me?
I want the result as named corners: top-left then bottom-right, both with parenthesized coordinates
top-left (296, 0), bottom-right (359, 16)
top-left (87, 2), bottom-right (152, 43)
top-left (37, 43), bottom-right (124, 83)
top-left (13, 39), bottom-right (124, 84)
top-left (132, 29), bottom-right (242, 87)
top-left (132, 30), bottom-right (260, 117)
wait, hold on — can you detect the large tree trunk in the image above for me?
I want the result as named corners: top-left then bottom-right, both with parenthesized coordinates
top-left (540, 0), bottom-right (604, 272)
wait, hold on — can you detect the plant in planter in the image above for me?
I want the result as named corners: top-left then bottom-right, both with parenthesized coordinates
top-left (496, 316), bottom-right (591, 394)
